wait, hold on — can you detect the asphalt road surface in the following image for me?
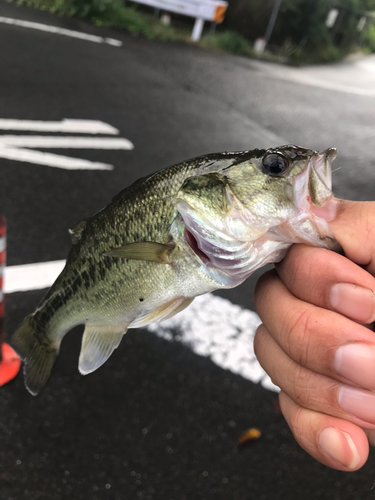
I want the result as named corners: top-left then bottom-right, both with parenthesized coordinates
top-left (1, 1), bottom-right (375, 499)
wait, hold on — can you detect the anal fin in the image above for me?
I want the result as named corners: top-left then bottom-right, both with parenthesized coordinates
top-left (79, 324), bottom-right (127, 375)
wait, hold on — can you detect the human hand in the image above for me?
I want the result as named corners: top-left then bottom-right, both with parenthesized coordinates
top-left (254, 200), bottom-right (375, 471)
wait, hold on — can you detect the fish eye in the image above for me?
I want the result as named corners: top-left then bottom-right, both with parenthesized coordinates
top-left (262, 153), bottom-right (289, 176)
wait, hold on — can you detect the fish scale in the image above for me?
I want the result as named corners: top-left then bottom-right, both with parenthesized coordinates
top-left (11, 146), bottom-right (340, 395)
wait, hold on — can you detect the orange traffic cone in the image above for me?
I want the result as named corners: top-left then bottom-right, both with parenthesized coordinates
top-left (0, 215), bottom-right (21, 386)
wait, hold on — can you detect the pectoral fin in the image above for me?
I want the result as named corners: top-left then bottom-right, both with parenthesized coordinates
top-left (162, 297), bottom-right (194, 321)
top-left (103, 242), bottom-right (172, 264)
top-left (130, 297), bottom-right (194, 328)
top-left (78, 324), bottom-right (127, 375)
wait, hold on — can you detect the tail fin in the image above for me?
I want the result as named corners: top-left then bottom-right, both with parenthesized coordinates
top-left (11, 314), bottom-right (58, 396)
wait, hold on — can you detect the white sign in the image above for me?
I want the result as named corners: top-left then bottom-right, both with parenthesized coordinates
top-left (130, 0), bottom-right (227, 40)
top-left (326, 8), bottom-right (339, 28)
top-left (0, 119), bottom-right (134, 170)
top-left (131, 0), bottom-right (227, 22)
top-left (357, 16), bottom-right (367, 32)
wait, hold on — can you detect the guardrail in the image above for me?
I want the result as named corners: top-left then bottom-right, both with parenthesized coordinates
top-left (130, 0), bottom-right (228, 41)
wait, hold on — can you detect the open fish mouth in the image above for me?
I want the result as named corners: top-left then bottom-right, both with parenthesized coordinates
top-left (288, 147), bottom-right (342, 253)
top-left (176, 146), bottom-right (342, 285)
top-left (294, 147), bottom-right (339, 223)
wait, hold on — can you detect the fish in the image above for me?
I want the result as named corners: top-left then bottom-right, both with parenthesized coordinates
top-left (11, 145), bottom-right (341, 395)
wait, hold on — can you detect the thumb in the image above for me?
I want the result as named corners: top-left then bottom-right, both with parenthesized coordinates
top-left (329, 200), bottom-right (375, 275)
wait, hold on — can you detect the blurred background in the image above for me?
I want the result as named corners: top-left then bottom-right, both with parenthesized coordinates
top-left (1, 0), bottom-right (375, 499)
top-left (12, 0), bottom-right (375, 63)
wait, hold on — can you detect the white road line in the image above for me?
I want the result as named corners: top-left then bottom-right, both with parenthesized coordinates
top-left (0, 120), bottom-right (134, 169)
top-left (4, 260), bottom-right (66, 294)
top-left (271, 72), bottom-right (375, 97)
top-left (4, 260), bottom-right (277, 392)
top-left (0, 136), bottom-right (134, 149)
top-left (0, 146), bottom-right (114, 170)
top-left (250, 58), bottom-right (375, 98)
top-left (0, 16), bottom-right (122, 47)
top-left (0, 119), bottom-right (119, 134)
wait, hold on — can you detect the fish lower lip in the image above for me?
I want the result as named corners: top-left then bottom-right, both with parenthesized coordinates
top-left (310, 199), bottom-right (338, 222)
top-left (184, 228), bottom-right (210, 264)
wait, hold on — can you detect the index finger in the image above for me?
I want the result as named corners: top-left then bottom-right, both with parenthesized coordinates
top-left (330, 200), bottom-right (375, 275)
top-left (275, 245), bottom-right (375, 325)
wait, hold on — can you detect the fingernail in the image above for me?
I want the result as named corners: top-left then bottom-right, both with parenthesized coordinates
top-left (329, 283), bottom-right (375, 323)
top-left (334, 343), bottom-right (375, 390)
top-left (319, 427), bottom-right (360, 470)
top-left (339, 385), bottom-right (375, 424)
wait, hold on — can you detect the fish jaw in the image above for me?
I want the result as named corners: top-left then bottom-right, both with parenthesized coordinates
top-left (173, 147), bottom-right (341, 288)
top-left (284, 147), bottom-right (341, 252)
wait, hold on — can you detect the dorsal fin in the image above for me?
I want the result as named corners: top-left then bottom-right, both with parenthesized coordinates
top-left (69, 219), bottom-right (88, 244)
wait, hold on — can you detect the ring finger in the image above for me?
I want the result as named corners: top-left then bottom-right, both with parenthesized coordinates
top-left (254, 324), bottom-right (375, 430)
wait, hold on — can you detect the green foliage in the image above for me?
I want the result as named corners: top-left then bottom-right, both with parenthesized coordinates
top-left (274, 0), bottom-right (375, 63)
top-left (9, 0), bottom-right (177, 41)
top-left (69, 0), bottom-right (118, 17)
top-left (13, 0), bottom-right (68, 13)
top-left (221, 0), bottom-right (274, 41)
top-left (201, 31), bottom-right (251, 55)
top-left (366, 25), bottom-right (375, 52)
top-left (92, 2), bottom-right (176, 40)
top-left (222, 0), bottom-right (375, 62)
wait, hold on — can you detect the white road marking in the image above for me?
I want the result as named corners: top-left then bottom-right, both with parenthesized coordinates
top-left (148, 294), bottom-right (278, 392)
top-left (4, 260), bottom-right (277, 392)
top-left (0, 136), bottom-right (134, 149)
top-left (270, 72), bottom-right (375, 97)
top-left (0, 119), bottom-right (119, 134)
top-left (0, 146), bottom-right (114, 170)
top-left (4, 260), bottom-right (65, 294)
top-left (0, 119), bottom-right (134, 170)
top-left (250, 57), bottom-right (375, 97)
top-left (0, 16), bottom-right (122, 46)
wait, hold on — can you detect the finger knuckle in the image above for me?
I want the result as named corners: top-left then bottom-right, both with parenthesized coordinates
top-left (287, 367), bottom-right (338, 416)
top-left (288, 364), bottom-right (313, 407)
top-left (283, 308), bottom-right (315, 367)
top-left (254, 269), bottom-right (278, 310)
top-left (288, 400), bottom-right (305, 436)
top-left (253, 325), bottom-right (265, 360)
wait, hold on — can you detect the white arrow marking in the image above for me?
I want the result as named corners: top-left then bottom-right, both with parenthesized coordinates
top-left (0, 119), bottom-right (119, 134)
top-left (0, 146), bottom-right (114, 170)
top-left (0, 119), bottom-right (134, 170)
top-left (4, 260), bottom-right (278, 392)
top-left (0, 16), bottom-right (122, 46)
top-left (0, 136), bottom-right (134, 149)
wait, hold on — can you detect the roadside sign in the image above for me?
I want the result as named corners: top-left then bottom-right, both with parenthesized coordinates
top-left (130, 0), bottom-right (227, 40)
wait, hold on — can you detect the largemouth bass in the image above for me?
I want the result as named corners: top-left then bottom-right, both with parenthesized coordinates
top-left (11, 145), bottom-right (340, 395)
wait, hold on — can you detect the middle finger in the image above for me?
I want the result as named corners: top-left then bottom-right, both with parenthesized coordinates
top-left (254, 270), bottom-right (375, 392)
